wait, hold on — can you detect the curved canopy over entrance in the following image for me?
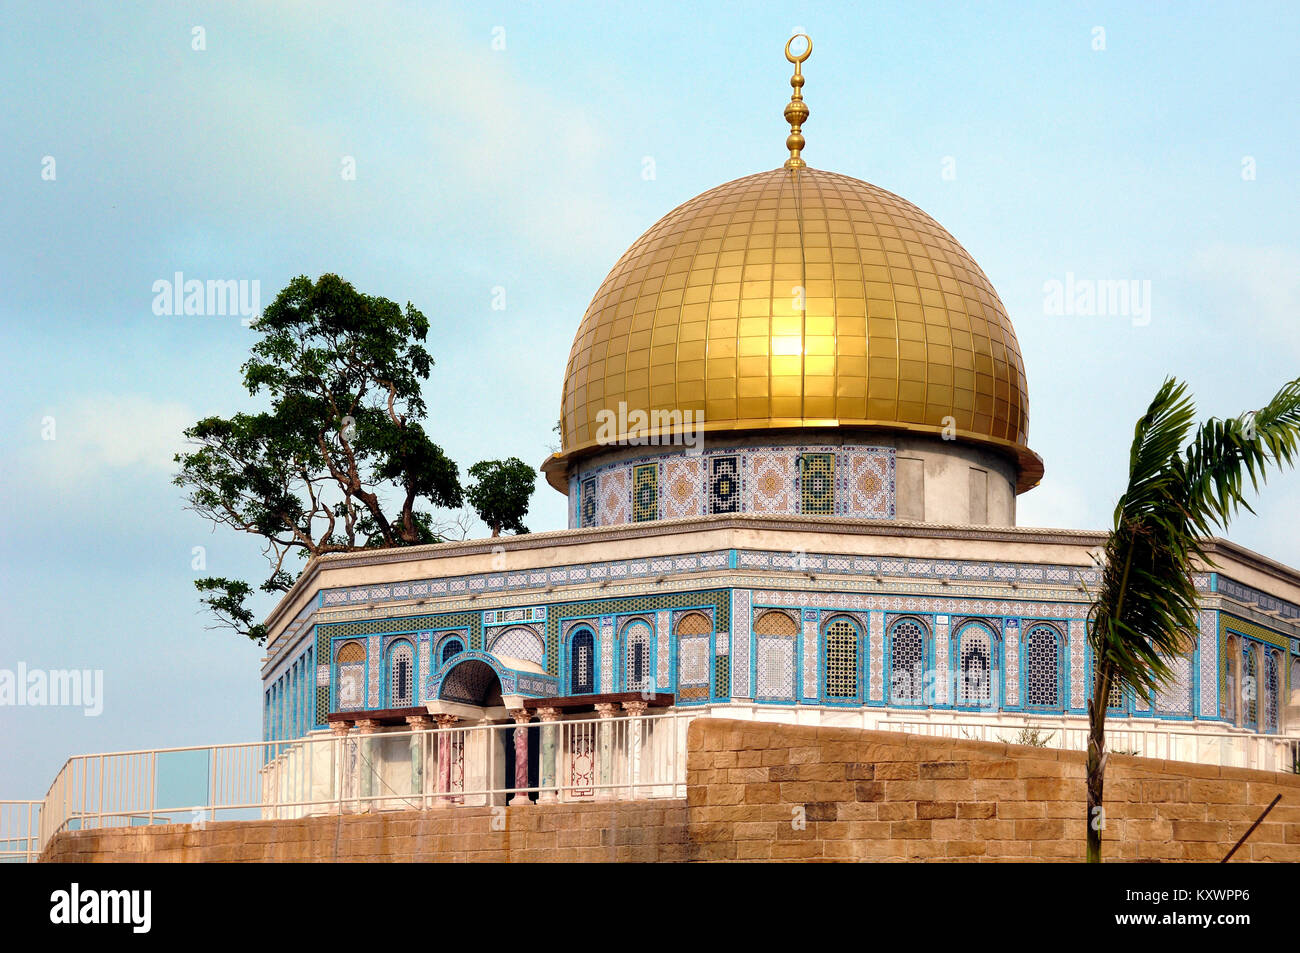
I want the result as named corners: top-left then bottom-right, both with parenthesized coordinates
top-left (438, 659), bottom-right (503, 707)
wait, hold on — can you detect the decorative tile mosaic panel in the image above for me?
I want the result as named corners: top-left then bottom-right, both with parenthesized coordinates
top-left (731, 589), bottom-right (751, 697)
top-left (747, 451), bottom-right (795, 514)
top-left (844, 450), bottom-right (894, 517)
top-left (1004, 619), bottom-right (1020, 706)
top-left (599, 616), bottom-right (614, 693)
top-left (798, 452), bottom-right (835, 515)
top-left (802, 609), bottom-right (819, 700)
top-left (1069, 620), bottom-right (1085, 710)
top-left (337, 663), bottom-right (364, 711)
top-left (366, 635), bottom-right (381, 708)
top-left (756, 635), bottom-right (796, 700)
top-left (678, 636), bottom-right (711, 701)
top-left (568, 442), bottom-right (898, 527)
top-left (580, 477), bottom-right (597, 528)
top-left (869, 612), bottom-right (884, 701)
top-left (708, 455), bottom-right (741, 514)
top-left (483, 606), bottom-right (546, 627)
top-left (1155, 654), bottom-right (1193, 716)
top-left (632, 464), bottom-right (658, 522)
top-left (598, 469), bottom-right (629, 525)
top-left (933, 616), bottom-right (950, 705)
top-left (661, 457), bottom-right (705, 519)
top-left (489, 627), bottom-right (546, 666)
top-left (1217, 576), bottom-right (1300, 620)
top-left (656, 611), bottom-right (671, 690)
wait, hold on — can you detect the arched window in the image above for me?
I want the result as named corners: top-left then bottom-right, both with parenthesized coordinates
top-left (823, 617), bottom-right (860, 700)
top-left (754, 610), bottom-right (797, 636)
top-left (889, 619), bottom-right (927, 705)
top-left (387, 640), bottom-right (414, 708)
top-left (956, 624), bottom-right (993, 708)
top-left (676, 612), bottom-right (712, 636)
top-left (675, 612), bottom-right (712, 703)
top-left (570, 628), bottom-right (596, 695)
top-left (755, 610), bottom-right (798, 701)
top-left (1025, 625), bottom-right (1062, 709)
top-left (489, 627), bottom-right (545, 666)
top-left (440, 637), bottom-right (464, 666)
top-left (1242, 643), bottom-right (1258, 730)
top-left (623, 620), bottom-right (652, 693)
top-left (334, 640), bottom-right (366, 712)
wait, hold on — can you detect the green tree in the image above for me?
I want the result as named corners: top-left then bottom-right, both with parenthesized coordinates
top-left (174, 274), bottom-right (463, 643)
top-left (1086, 377), bottom-right (1300, 862)
top-left (465, 457), bottom-right (536, 537)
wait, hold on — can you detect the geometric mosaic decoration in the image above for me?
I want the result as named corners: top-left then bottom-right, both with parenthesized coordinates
top-left (748, 451), bottom-right (794, 514)
top-left (799, 452), bottom-right (835, 516)
top-left (580, 476), bottom-right (597, 528)
top-left (662, 457), bottom-right (705, 519)
top-left (708, 455), bottom-right (740, 514)
top-left (568, 442), bottom-right (896, 527)
top-left (632, 464), bottom-right (658, 522)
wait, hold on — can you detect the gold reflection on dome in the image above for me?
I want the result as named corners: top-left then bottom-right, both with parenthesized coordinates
top-left (555, 166), bottom-right (1043, 492)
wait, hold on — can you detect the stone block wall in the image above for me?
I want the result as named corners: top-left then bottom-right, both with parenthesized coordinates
top-left (41, 719), bottom-right (1300, 862)
top-left (684, 720), bottom-right (1300, 861)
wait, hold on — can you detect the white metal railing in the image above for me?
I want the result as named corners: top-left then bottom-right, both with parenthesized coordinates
top-left (878, 717), bottom-right (1300, 773)
top-left (0, 801), bottom-right (41, 863)
top-left (29, 711), bottom-right (697, 856)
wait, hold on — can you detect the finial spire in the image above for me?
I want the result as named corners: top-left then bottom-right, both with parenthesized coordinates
top-left (783, 34), bottom-right (812, 170)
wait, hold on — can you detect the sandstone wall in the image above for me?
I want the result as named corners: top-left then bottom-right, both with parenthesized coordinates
top-left (41, 719), bottom-right (1300, 862)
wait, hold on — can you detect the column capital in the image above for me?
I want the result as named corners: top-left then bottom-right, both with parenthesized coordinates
top-left (330, 721), bottom-right (353, 737)
top-left (433, 713), bottom-right (459, 729)
top-left (594, 703), bottom-right (620, 719)
top-left (535, 707), bottom-right (562, 722)
top-left (509, 708), bottom-right (533, 725)
top-left (355, 718), bottom-right (381, 734)
top-left (405, 715), bottom-right (434, 730)
top-left (621, 700), bottom-right (649, 716)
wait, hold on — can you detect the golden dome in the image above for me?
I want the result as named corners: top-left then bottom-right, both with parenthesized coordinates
top-left (551, 165), bottom-right (1043, 493)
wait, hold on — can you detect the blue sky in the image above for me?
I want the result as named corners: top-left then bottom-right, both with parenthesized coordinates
top-left (1, 1), bottom-right (1297, 797)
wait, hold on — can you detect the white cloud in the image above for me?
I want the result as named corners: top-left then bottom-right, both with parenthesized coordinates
top-left (28, 395), bottom-right (193, 486)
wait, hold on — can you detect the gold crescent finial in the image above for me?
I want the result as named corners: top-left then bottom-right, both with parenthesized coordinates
top-left (783, 34), bottom-right (812, 170)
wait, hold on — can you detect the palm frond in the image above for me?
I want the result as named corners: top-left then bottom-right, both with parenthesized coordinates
top-left (1090, 376), bottom-right (1300, 700)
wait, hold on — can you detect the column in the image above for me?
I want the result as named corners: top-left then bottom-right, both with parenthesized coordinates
top-left (405, 715), bottom-right (433, 808)
top-left (433, 713), bottom-right (459, 808)
top-left (536, 707), bottom-right (561, 803)
top-left (594, 702), bottom-right (619, 801)
top-left (622, 700), bottom-right (648, 799)
top-left (355, 719), bottom-right (380, 812)
top-left (509, 709), bottom-right (533, 805)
